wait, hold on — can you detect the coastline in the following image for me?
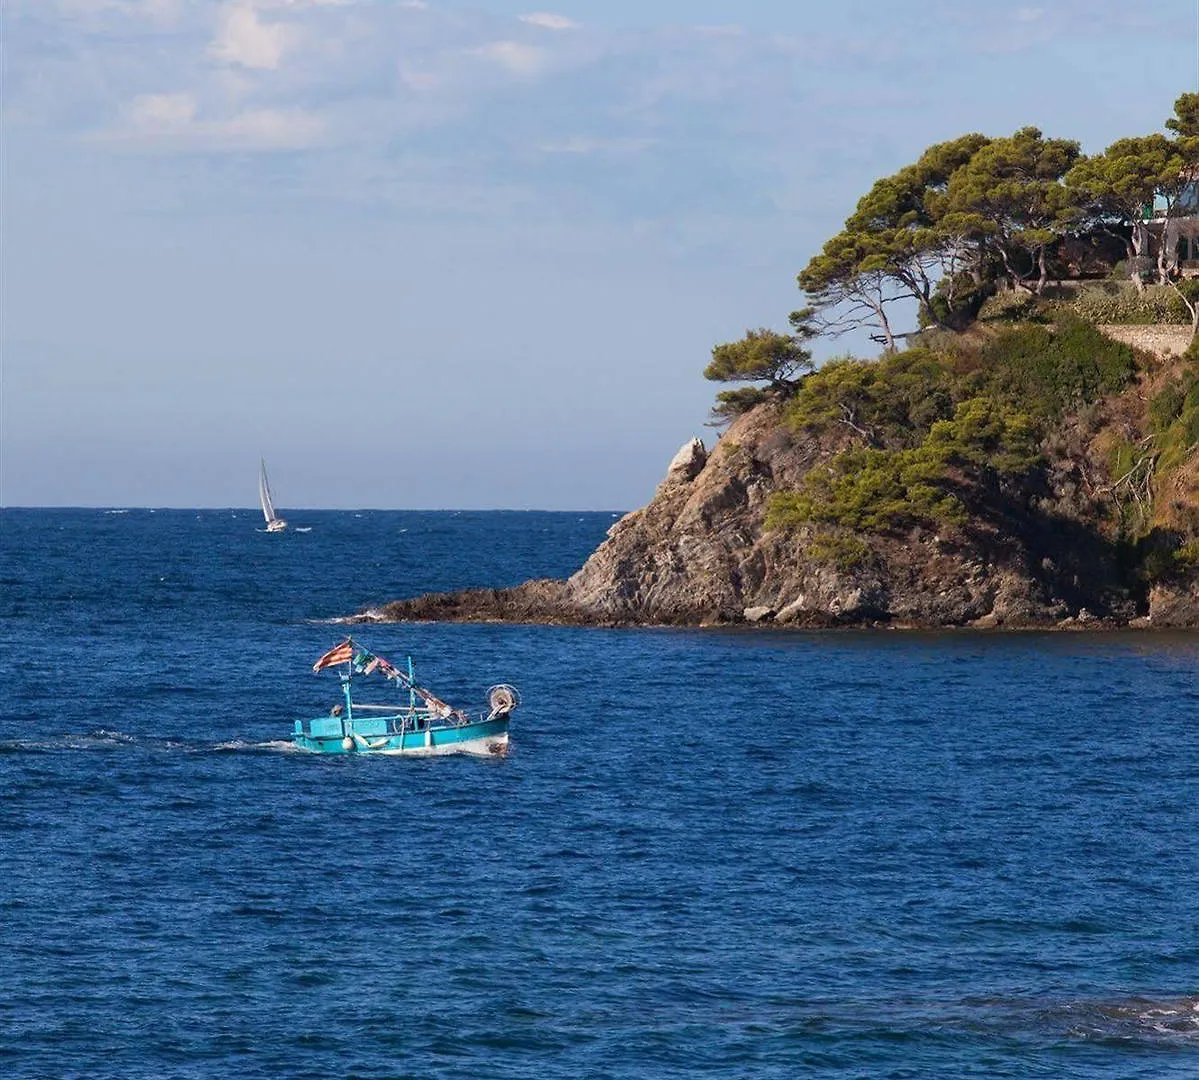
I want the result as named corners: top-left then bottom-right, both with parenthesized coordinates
top-left (357, 378), bottom-right (1198, 632)
top-left (348, 595), bottom-right (1196, 632)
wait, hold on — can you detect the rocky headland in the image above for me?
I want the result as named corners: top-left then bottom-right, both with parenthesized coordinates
top-left (360, 321), bottom-right (1199, 631)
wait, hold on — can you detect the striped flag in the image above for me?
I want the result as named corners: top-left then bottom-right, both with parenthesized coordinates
top-left (313, 640), bottom-right (354, 672)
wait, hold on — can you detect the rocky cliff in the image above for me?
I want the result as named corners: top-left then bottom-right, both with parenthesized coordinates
top-left (365, 324), bottom-right (1199, 630)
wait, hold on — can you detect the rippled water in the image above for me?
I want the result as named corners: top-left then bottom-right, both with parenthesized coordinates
top-left (2, 509), bottom-right (1197, 1078)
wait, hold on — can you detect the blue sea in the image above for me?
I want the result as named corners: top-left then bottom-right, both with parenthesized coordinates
top-left (1, 508), bottom-right (1197, 1079)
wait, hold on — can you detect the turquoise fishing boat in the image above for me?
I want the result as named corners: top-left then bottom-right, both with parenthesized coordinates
top-left (294, 638), bottom-right (519, 756)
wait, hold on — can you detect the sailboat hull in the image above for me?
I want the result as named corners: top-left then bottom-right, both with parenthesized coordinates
top-left (266, 518), bottom-right (288, 532)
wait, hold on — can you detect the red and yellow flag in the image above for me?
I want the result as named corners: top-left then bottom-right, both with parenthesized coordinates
top-left (313, 640), bottom-right (354, 672)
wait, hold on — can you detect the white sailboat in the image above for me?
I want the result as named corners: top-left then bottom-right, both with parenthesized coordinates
top-left (258, 459), bottom-right (288, 532)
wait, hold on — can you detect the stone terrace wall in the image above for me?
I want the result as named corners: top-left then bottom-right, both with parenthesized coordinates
top-left (1098, 324), bottom-right (1193, 359)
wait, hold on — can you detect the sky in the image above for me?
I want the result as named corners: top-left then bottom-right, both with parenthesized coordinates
top-left (2, 0), bottom-right (1197, 510)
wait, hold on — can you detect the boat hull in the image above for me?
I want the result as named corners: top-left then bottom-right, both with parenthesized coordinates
top-left (293, 713), bottom-right (509, 756)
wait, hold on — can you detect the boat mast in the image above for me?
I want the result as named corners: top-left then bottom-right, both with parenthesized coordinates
top-left (342, 660), bottom-right (354, 723)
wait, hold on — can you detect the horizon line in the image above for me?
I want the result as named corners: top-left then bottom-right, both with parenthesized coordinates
top-left (0, 504), bottom-right (629, 514)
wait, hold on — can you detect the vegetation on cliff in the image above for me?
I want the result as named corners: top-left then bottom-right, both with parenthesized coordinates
top-left (700, 94), bottom-right (1199, 618)
top-left (759, 317), bottom-right (1140, 551)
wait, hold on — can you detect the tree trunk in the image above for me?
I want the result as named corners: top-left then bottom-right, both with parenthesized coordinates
top-left (878, 313), bottom-right (896, 353)
top-left (999, 246), bottom-right (1034, 294)
top-left (1126, 236), bottom-right (1145, 295)
top-left (1157, 214), bottom-right (1173, 286)
top-left (859, 282), bottom-right (896, 353)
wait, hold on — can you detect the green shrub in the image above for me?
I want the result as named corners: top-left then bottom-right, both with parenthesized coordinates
top-left (1068, 282), bottom-right (1190, 325)
top-left (769, 398), bottom-right (1041, 535)
top-left (774, 318), bottom-right (1132, 539)
top-left (710, 386), bottom-right (769, 422)
top-left (1152, 360), bottom-right (1199, 472)
top-left (767, 448), bottom-right (967, 533)
top-left (977, 289), bottom-right (1041, 322)
top-left (925, 397), bottom-right (1042, 474)
top-left (784, 349), bottom-right (954, 448)
top-left (1149, 382), bottom-right (1186, 433)
top-left (979, 314), bottom-right (1137, 419)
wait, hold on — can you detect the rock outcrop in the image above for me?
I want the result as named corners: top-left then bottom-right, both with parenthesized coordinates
top-left (366, 395), bottom-right (1198, 629)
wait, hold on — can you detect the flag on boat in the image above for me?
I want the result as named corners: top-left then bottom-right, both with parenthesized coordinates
top-left (313, 640), bottom-right (354, 671)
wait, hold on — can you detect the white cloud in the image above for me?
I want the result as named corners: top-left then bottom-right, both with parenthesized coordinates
top-left (103, 92), bottom-right (326, 150)
top-left (209, 2), bottom-right (298, 70)
top-left (468, 40), bottom-right (549, 77)
top-left (1015, 6), bottom-right (1044, 20)
top-left (518, 12), bottom-right (577, 32)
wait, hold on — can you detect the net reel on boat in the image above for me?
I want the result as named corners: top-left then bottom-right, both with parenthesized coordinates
top-left (487, 684), bottom-right (521, 718)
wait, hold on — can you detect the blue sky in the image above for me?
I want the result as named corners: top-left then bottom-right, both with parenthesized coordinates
top-left (2, 0), bottom-right (1196, 509)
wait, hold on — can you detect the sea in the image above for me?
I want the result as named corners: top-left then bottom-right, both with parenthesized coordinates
top-left (1, 507), bottom-right (1197, 1079)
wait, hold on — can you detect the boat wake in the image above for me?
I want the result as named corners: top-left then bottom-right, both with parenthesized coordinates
top-left (0, 730), bottom-right (302, 755)
top-left (0, 729), bottom-right (139, 753)
top-left (211, 739), bottom-right (301, 753)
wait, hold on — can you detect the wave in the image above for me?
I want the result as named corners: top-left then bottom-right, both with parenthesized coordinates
top-left (1047, 995), bottom-right (1199, 1043)
top-left (320, 608), bottom-right (387, 625)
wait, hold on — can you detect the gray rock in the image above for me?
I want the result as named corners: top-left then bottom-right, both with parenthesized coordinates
top-left (368, 396), bottom-right (1196, 631)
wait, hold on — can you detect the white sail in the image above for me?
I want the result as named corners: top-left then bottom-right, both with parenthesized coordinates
top-left (259, 459), bottom-right (287, 531)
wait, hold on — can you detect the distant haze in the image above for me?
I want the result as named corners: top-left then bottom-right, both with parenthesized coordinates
top-left (2, 0), bottom-right (1191, 508)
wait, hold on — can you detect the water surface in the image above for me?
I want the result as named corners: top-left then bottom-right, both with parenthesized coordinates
top-left (1, 509), bottom-right (1196, 1078)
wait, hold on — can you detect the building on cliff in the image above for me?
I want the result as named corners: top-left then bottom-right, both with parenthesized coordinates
top-left (1132, 176), bottom-right (1199, 276)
